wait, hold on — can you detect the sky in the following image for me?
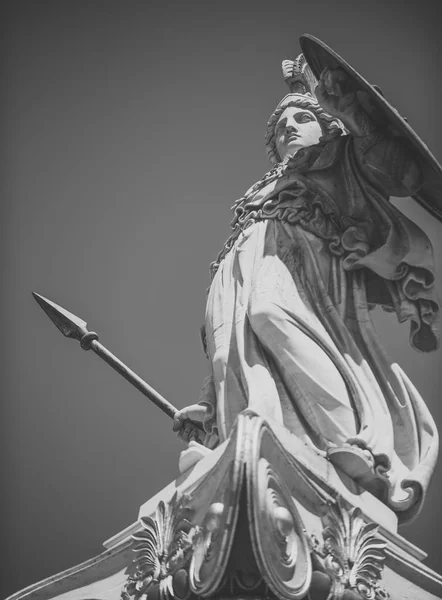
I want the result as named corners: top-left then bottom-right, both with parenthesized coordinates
top-left (2, 1), bottom-right (442, 596)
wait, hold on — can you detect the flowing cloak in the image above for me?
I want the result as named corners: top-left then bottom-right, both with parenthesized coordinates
top-left (199, 131), bottom-right (440, 522)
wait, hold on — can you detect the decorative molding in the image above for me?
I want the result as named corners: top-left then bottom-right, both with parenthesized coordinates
top-left (122, 492), bottom-right (197, 600)
top-left (188, 443), bottom-right (244, 598)
top-left (189, 500), bottom-right (225, 595)
top-left (122, 417), bottom-right (393, 600)
top-left (248, 457), bottom-right (312, 600)
top-left (310, 499), bottom-right (390, 600)
top-left (7, 413), bottom-right (442, 600)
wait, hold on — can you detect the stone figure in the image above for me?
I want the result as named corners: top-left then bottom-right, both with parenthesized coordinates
top-left (174, 51), bottom-right (440, 522)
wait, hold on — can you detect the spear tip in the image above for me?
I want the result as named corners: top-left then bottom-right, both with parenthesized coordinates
top-left (32, 292), bottom-right (89, 341)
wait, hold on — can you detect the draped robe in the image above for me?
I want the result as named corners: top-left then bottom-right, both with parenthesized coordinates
top-left (199, 131), bottom-right (439, 522)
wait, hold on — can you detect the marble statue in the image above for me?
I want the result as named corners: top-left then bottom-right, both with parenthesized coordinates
top-left (173, 53), bottom-right (440, 522)
top-left (13, 37), bottom-right (442, 600)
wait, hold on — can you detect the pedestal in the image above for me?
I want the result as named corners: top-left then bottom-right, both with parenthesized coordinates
top-left (7, 411), bottom-right (442, 600)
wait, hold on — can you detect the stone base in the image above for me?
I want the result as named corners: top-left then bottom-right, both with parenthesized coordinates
top-left (7, 411), bottom-right (442, 600)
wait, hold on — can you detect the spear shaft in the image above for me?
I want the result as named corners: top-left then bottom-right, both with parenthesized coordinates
top-left (32, 292), bottom-right (180, 422)
top-left (90, 339), bottom-right (177, 420)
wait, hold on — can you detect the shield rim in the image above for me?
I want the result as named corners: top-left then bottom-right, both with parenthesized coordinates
top-left (300, 33), bottom-right (442, 222)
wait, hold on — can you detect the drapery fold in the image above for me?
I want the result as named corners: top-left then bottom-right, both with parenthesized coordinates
top-left (201, 134), bottom-right (439, 522)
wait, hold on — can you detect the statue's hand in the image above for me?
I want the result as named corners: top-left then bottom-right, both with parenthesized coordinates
top-left (173, 404), bottom-right (207, 444)
top-left (315, 67), bottom-right (357, 119)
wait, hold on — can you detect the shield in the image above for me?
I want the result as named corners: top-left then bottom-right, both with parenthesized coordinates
top-left (300, 34), bottom-right (442, 222)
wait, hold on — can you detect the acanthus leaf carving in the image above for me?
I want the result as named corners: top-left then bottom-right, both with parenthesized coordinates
top-left (310, 499), bottom-right (390, 600)
top-left (122, 492), bottom-right (198, 600)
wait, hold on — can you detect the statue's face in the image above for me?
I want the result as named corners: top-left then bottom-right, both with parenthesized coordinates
top-left (274, 105), bottom-right (322, 160)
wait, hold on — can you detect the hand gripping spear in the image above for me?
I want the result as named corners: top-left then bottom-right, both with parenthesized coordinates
top-left (32, 292), bottom-right (203, 441)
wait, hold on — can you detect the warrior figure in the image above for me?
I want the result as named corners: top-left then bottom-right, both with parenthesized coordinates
top-left (174, 53), bottom-right (439, 522)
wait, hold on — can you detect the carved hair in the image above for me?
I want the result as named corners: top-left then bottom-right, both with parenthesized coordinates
top-left (265, 96), bottom-right (344, 164)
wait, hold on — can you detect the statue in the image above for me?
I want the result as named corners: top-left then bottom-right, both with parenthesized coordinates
top-left (21, 35), bottom-right (442, 600)
top-left (173, 42), bottom-right (440, 523)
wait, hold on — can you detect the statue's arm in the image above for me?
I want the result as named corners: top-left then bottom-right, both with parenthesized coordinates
top-left (353, 131), bottom-right (423, 197)
top-left (316, 67), bottom-right (423, 196)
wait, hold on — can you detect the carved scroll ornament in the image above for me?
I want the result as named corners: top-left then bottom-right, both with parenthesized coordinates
top-left (248, 457), bottom-right (312, 600)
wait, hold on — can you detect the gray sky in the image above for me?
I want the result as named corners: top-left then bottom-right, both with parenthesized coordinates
top-left (2, 1), bottom-right (442, 595)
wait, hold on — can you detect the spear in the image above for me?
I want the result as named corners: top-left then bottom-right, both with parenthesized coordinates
top-left (32, 292), bottom-right (202, 437)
